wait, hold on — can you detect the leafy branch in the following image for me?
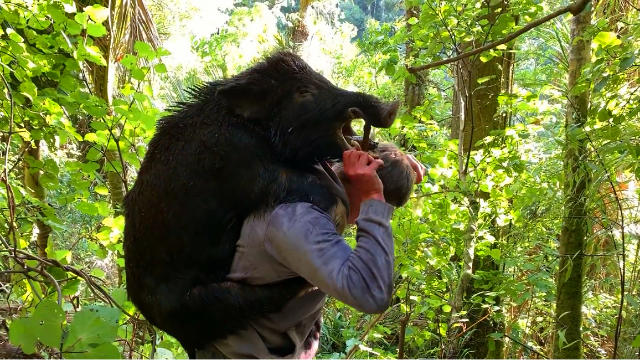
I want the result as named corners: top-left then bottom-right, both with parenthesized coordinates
top-left (406, 0), bottom-right (592, 73)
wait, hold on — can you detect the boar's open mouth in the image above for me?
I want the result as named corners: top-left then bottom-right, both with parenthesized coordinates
top-left (336, 100), bottom-right (400, 152)
top-left (338, 121), bottom-right (367, 151)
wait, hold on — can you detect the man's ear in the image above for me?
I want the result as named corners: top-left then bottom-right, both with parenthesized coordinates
top-left (215, 78), bottom-right (272, 119)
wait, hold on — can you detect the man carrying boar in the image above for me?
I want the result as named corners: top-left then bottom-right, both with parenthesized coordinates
top-left (198, 142), bottom-right (426, 359)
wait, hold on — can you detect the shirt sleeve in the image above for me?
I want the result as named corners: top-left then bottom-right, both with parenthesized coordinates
top-left (264, 199), bottom-right (395, 314)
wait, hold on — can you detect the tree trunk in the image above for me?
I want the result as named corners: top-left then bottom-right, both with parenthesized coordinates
top-left (552, 5), bottom-right (592, 359)
top-left (403, 2), bottom-right (425, 112)
top-left (398, 0), bottom-right (426, 150)
top-left (23, 140), bottom-right (52, 259)
top-left (450, 64), bottom-right (462, 141)
top-left (105, 149), bottom-right (126, 216)
top-left (446, 1), bottom-right (515, 357)
top-left (82, 0), bottom-right (126, 285)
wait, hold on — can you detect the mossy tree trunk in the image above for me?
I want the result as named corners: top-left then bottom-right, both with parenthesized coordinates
top-left (77, 0), bottom-right (159, 286)
top-left (446, 1), bottom-right (516, 357)
top-left (398, 0), bottom-right (426, 151)
top-left (23, 140), bottom-right (52, 258)
top-left (552, 4), bottom-right (592, 359)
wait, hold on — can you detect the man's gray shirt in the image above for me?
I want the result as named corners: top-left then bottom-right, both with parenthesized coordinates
top-left (208, 169), bottom-right (395, 358)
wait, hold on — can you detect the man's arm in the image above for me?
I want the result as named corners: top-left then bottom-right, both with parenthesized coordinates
top-left (264, 199), bottom-right (395, 314)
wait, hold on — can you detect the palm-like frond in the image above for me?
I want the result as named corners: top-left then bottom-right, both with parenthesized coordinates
top-left (160, 70), bottom-right (203, 105)
top-left (112, 0), bottom-right (160, 61)
top-left (76, 0), bottom-right (160, 103)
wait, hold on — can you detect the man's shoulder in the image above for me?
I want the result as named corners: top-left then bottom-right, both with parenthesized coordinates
top-left (246, 202), bottom-right (322, 216)
top-left (268, 202), bottom-right (335, 226)
top-left (243, 202), bottom-right (333, 233)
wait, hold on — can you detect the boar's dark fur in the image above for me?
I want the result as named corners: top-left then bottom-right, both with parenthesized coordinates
top-left (122, 51), bottom-right (398, 358)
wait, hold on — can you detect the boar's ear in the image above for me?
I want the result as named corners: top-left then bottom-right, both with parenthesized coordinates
top-left (215, 79), bottom-right (272, 119)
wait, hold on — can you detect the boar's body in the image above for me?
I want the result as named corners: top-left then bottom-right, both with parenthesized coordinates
top-left (122, 51), bottom-right (398, 357)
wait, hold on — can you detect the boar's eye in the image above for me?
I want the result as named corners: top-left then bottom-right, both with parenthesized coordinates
top-left (295, 86), bottom-right (315, 101)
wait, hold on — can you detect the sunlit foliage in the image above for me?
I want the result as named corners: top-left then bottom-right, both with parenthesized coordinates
top-left (0, 0), bottom-right (639, 359)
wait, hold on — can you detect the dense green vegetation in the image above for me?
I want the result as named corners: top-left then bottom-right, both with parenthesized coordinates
top-left (0, 0), bottom-right (639, 358)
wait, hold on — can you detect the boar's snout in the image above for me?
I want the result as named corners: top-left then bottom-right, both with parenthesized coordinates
top-left (382, 100), bottom-right (400, 127)
top-left (348, 99), bottom-right (400, 129)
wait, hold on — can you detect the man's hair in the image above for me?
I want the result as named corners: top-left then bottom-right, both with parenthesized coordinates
top-left (333, 142), bottom-right (416, 207)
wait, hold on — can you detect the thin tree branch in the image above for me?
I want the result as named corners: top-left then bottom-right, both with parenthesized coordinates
top-left (26, 265), bottom-right (62, 306)
top-left (503, 333), bottom-right (549, 359)
top-left (584, 132), bottom-right (626, 358)
top-left (397, 279), bottom-right (413, 359)
top-left (345, 311), bottom-right (388, 359)
top-left (406, 0), bottom-right (591, 73)
top-left (0, 72), bottom-right (17, 250)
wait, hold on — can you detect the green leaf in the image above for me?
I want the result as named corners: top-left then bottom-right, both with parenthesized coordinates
top-left (89, 121), bottom-right (109, 131)
top-left (602, 125), bottom-right (621, 141)
top-left (119, 54), bottom-right (137, 69)
top-left (9, 300), bottom-right (65, 353)
top-left (76, 201), bottom-right (98, 216)
top-left (19, 81), bottom-right (37, 101)
top-left (96, 247), bottom-right (109, 259)
top-left (96, 201), bottom-right (111, 216)
top-left (593, 31), bottom-right (621, 47)
top-left (83, 104), bottom-right (107, 119)
top-left (64, 305), bottom-right (121, 360)
top-left (28, 15), bottom-right (52, 30)
top-left (407, 17), bottom-right (418, 25)
top-left (139, 112), bottom-right (157, 130)
top-left (47, 4), bottom-right (68, 23)
top-left (134, 41), bottom-right (156, 60)
top-left (131, 68), bottom-right (146, 81)
top-left (91, 268), bottom-right (105, 278)
top-left (7, 29), bottom-right (23, 43)
top-left (156, 47), bottom-right (172, 57)
top-left (154, 348), bottom-right (176, 359)
top-left (74, 12), bottom-right (88, 27)
top-left (66, 19), bottom-right (83, 35)
top-left (477, 75), bottom-right (495, 84)
top-left (78, 43), bottom-right (107, 66)
top-left (62, 279), bottom-right (82, 296)
top-left (490, 248), bottom-right (502, 260)
top-left (83, 305), bottom-right (122, 327)
top-left (40, 173), bottom-right (60, 188)
top-left (441, 304), bottom-right (452, 313)
top-left (85, 148), bottom-right (102, 161)
top-left (66, 342), bottom-right (122, 359)
top-left (488, 337), bottom-right (495, 351)
top-left (86, 23), bottom-right (107, 37)
top-left (8, 318), bottom-right (38, 354)
top-left (593, 76), bottom-right (608, 93)
top-left (479, 53), bottom-right (493, 62)
top-left (111, 288), bottom-right (127, 307)
top-left (619, 54), bottom-right (636, 71)
top-left (84, 133), bottom-right (99, 142)
top-left (63, 308), bottom-right (117, 347)
top-left (94, 185), bottom-right (109, 195)
top-left (59, 74), bottom-right (80, 92)
top-left (154, 63), bottom-right (168, 74)
top-left (83, 5), bottom-right (110, 24)
top-left (632, 335), bottom-right (640, 347)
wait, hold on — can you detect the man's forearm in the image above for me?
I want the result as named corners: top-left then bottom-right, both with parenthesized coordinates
top-left (265, 200), bottom-right (395, 314)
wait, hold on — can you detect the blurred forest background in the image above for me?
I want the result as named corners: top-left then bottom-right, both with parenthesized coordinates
top-left (0, 0), bottom-right (639, 358)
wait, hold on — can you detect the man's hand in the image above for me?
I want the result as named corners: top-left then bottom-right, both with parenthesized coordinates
top-left (406, 154), bottom-right (426, 184)
top-left (343, 149), bottom-right (385, 202)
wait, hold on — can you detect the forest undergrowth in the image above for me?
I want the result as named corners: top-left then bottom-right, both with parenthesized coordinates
top-left (0, 0), bottom-right (639, 358)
